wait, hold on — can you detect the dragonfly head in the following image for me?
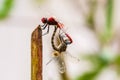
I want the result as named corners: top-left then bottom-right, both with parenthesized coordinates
top-left (41, 17), bottom-right (47, 23)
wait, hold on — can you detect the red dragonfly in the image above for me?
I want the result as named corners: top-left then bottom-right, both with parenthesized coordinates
top-left (41, 17), bottom-right (73, 44)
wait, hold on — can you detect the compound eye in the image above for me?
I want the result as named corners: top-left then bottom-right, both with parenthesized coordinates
top-left (41, 18), bottom-right (47, 23)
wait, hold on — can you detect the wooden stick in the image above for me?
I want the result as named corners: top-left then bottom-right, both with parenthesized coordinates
top-left (31, 25), bottom-right (42, 80)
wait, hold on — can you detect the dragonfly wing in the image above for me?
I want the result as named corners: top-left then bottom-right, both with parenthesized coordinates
top-left (53, 53), bottom-right (66, 73)
top-left (65, 51), bottom-right (80, 62)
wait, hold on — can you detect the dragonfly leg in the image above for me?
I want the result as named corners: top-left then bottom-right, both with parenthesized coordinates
top-left (55, 53), bottom-right (66, 73)
top-left (42, 25), bottom-right (50, 36)
top-left (46, 58), bottom-right (53, 65)
top-left (41, 23), bottom-right (47, 30)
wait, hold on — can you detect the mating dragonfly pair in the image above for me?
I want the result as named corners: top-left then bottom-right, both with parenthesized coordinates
top-left (41, 17), bottom-right (79, 73)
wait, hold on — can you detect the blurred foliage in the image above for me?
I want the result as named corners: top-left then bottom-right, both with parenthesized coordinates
top-left (84, 0), bottom-right (114, 44)
top-left (87, 12), bottom-right (94, 29)
top-left (35, 0), bottom-right (45, 3)
top-left (99, 31), bottom-right (113, 45)
top-left (34, 0), bottom-right (46, 5)
top-left (100, 0), bottom-right (114, 44)
top-left (112, 55), bottom-right (120, 75)
top-left (106, 0), bottom-right (113, 31)
top-left (75, 0), bottom-right (117, 80)
top-left (76, 54), bottom-right (120, 80)
top-left (0, 0), bottom-right (13, 20)
top-left (86, 0), bottom-right (97, 30)
top-left (76, 54), bottom-right (108, 80)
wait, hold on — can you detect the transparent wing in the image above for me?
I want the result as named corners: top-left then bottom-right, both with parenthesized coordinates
top-left (65, 51), bottom-right (80, 62)
top-left (53, 53), bottom-right (66, 74)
